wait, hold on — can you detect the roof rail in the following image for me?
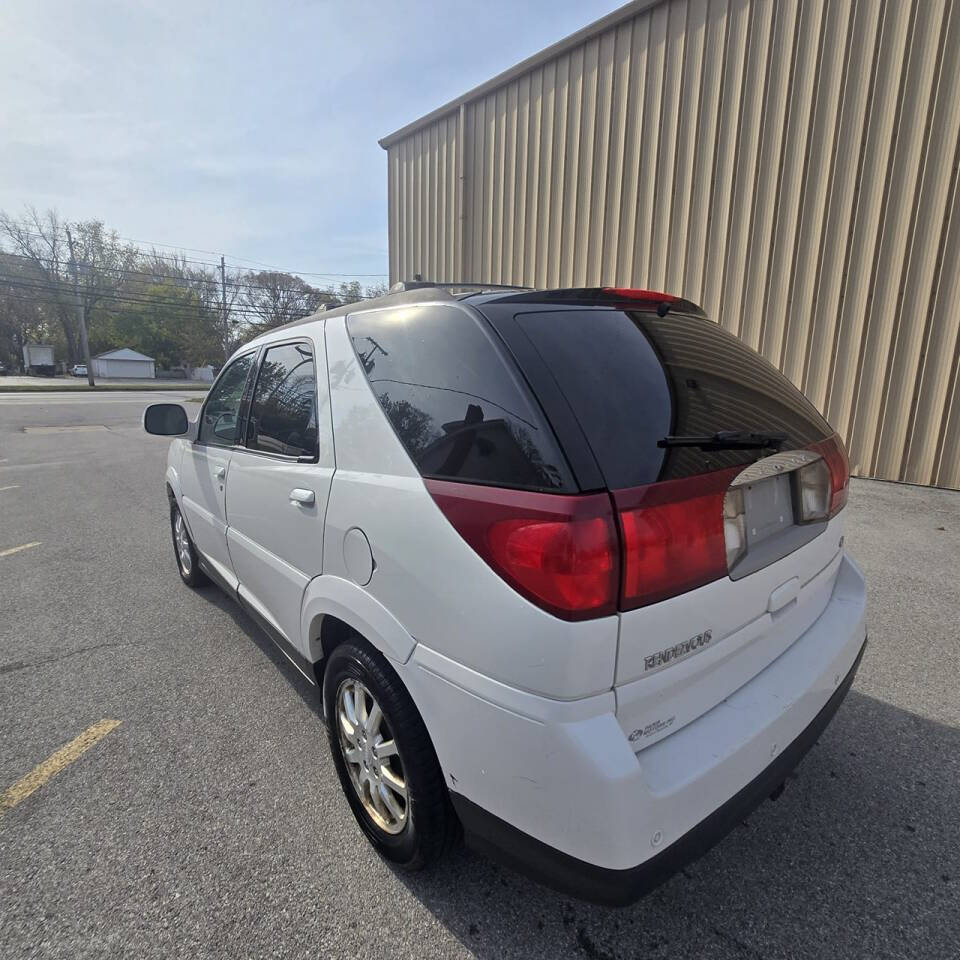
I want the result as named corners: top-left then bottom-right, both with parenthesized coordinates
top-left (389, 280), bottom-right (533, 293)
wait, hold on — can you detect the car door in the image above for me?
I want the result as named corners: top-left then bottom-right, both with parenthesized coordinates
top-left (225, 335), bottom-right (334, 662)
top-left (179, 351), bottom-right (256, 588)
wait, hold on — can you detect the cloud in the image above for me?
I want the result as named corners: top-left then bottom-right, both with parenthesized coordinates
top-left (0, 0), bottom-right (614, 278)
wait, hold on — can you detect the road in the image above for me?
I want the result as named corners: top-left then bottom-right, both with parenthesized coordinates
top-left (1, 391), bottom-right (958, 960)
top-left (1, 376), bottom-right (208, 389)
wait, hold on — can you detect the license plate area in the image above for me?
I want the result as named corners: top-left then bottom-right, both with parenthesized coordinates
top-left (744, 472), bottom-right (794, 544)
top-left (727, 453), bottom-right (828, 581)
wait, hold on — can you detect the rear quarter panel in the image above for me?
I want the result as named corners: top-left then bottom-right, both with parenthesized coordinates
top-left (322, 313), bottom-right (619, 700)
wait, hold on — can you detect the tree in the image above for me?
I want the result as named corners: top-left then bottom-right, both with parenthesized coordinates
top-left (0, 208), bottom-right (80, 362)
top-left (138, 250), bottom-right (241, 361)
top-left (239, 270), bottom-right (330, 331)
top-left (0, 252), bottom-right (51, 370)
top-left (96, 282), bottom-right (222, 369)
top-left (365, 281), bottom-right (388, 299)
top-left (331, 280), bottom-right (386, 304)
top-left (0, 208), bottom-right (138, 375)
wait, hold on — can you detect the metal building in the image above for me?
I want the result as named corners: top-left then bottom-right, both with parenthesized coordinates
top-left (380, 0), bottom-right (960, 489)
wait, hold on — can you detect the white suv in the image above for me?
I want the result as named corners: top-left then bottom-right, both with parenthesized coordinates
top-left (144, 284), bottom-right (866, 905)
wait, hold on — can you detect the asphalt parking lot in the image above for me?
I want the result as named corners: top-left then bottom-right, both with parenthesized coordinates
top-left (1, 391), bottom-right (958, 960)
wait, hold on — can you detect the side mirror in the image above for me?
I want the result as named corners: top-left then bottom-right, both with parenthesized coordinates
top-left (143, 403), bottom-right (189, 436)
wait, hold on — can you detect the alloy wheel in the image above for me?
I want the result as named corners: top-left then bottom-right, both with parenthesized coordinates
top-left (336, 678), bottom-right (408, 834)
top-left (174, 511), bottom-right (192, 575)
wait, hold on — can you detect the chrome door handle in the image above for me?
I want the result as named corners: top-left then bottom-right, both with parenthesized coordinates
top-left (289, 488), bottom-right (315, 505)
top-left (216, 466), bottom-right (226, 480)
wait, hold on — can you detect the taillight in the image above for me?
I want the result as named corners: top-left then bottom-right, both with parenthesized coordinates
top-left (723, 486), bottom-right (747, 568)
top-left (810, 434), bottom-right (850, 517)
top-left (601, 287), bottom-right (681, 304)
top-left (794, 458), bottom-right (832, 522)
top-left (613, 469), bottom-right (740, 610)
top-left (425, 479), bottom-right (619, 620)
top-left (428, 437), bottom-right (848, 619)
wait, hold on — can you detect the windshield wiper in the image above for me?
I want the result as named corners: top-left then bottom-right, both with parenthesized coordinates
top-left (657, 430), bottom-right (787, 451)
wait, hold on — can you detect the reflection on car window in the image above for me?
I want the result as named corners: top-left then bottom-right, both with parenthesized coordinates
top-left (347, 306), bottom-right (574, 492)
top-left (246, 343), bottom-right (318, 459)
top-left (515, 309), bottom-right (833, 488)
top-left (199, 353), bottom-right (254, 447)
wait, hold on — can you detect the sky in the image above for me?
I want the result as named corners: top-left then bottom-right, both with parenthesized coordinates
top-left (0, 0), bottom-right (617, 284)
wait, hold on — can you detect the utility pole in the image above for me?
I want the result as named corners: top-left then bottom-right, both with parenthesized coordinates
top-left (66, 226), bottom-right (95, 388)
top-left (220, 255), bottom-right (229, 360)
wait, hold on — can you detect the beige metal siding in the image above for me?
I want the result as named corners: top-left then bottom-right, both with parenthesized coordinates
top-left (383, 0), bottom-right (960, 489)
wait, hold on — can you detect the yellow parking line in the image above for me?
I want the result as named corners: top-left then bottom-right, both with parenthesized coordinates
top-left (0, 719), bottom-right (121, 817)
top-left (0, 485), bottom-right (19, 492)
top-left (0, 541), bottom-right (41, 558)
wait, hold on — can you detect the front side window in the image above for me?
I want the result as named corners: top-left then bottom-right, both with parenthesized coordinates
top-left (246, 342), bottom-right (318, 459)
top-left (199, 353), bottom-right (254, 446)
top-left (347, 305), bottom-right (574, 491)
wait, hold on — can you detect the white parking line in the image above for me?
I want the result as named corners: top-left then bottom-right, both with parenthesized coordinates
top-left (0, 542), bottom-right (41, 558)
top-left (0, 485), bottom-right (19, 492)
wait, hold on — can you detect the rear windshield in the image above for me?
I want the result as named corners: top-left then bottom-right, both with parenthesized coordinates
top-left (347, 305), bottom-right (575, 492)
top-left (513, 308), bottom-right (833, 489)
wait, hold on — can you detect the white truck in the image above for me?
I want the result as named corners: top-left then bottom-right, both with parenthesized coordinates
top-left (22, 343), bottom-right (56, 376)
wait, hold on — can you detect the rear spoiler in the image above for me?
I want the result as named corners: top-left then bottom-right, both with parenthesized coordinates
top-left (490, 287), bottom-right (707, 318)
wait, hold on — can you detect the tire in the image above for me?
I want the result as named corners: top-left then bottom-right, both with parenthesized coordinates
top-left (323, 637), bottom-right (459, 870)
top-left (170, 500), bottom-right (209, 588)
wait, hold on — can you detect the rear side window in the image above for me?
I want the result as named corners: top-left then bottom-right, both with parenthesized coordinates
top-left (347, 305), bottom-right (574, 491)
top-left (513, 308), bottom-right (833, 489)
top-left (246, 342), bottom-right (318, 459)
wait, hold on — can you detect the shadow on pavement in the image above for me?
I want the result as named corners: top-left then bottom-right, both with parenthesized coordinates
top-left (194, 583), bottom-right (959, 959)
top-left (201, 586), bottom-right (324, 722)
top-left (395, 689), bottom-right (959, 960)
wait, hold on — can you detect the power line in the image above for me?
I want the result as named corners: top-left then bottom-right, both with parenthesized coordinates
top-left (0, 214), bottom-right (388, 279)
top-left (0, 272), bottom-right (380, 327)
top-left (0, 256), bottom-right (354, 298)
top-left (0, 271), bottom-right (378, 309)
top-left (0, 275), bottom-right (318, 316)
top-left (0, 285), bottom-right (277, 320)
top-left (0, 248), bottom-right (386, 301)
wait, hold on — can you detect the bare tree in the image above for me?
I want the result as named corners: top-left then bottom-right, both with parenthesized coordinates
top-left (239, 270), bottom-right (330, 331)
top-left (0, 208), bottom-right (137, 376)
top-left (0, 208), bottom-right (79, 361)
top-left (0, 251), bottom-right (49, 371)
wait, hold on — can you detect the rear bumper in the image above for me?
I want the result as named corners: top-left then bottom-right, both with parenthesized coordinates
top-left (451, 637), bottom-right (865, 906)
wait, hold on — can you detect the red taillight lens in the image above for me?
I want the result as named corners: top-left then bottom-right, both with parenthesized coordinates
top-left (614, 469), bottom-right (740, 610)
top-left (601, 287), bottom-right (680, 303)
top-left (425, 479), bottom-right (619, 620)
top-left (489, 516), bottom-right (617, 615)
top-left (428, 439), bottom-right (846, 619)
top-left (810, 433), bottom-right (850, 516)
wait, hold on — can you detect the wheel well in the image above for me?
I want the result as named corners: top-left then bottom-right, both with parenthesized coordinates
top-left (313, 614), bottom-right (358, 684)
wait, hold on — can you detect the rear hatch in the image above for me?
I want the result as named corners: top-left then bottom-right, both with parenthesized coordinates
top-left (480, 297), bottom-right (849, 745)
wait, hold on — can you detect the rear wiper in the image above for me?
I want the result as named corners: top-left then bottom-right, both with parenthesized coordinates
top-left (657, 430), bottom-right (787, 451)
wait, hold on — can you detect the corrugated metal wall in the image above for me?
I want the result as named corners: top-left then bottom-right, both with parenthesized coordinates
top-left (384, 0), bottom-right (960, 489)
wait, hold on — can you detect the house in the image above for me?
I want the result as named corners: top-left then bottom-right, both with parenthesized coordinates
top-left (92, 348), bottom-right (156, 379)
